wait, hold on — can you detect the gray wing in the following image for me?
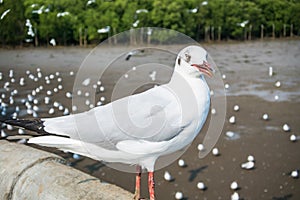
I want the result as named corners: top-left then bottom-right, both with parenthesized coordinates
top-left (43, 85), bottom-right (186, 149)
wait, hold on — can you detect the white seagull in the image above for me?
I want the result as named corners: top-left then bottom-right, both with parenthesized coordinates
top-left (1, 46), bottom-right (213, 200)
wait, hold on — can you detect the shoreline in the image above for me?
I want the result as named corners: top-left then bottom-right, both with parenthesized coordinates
top-left (0, 37), bottom-right (299, 50)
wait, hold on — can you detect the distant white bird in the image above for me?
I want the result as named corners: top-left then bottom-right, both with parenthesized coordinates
top-left (197, 143), bottom-right (204, 151)
top-left (53, 101), bottom-right (60, 108)
top-left (290, 134), bottom-right (297, 142)
top-left (66, 92), bottom-right (72, 98)
top-left (1, 130), bottom-right (7, 138)
top-left (136, 9), bottom-right (148, 14)
top-left (230, 181), bottom-right (239, 190)
top-left (231, 191), bottom-right (240, 200)
top-left (175, 191), bottom-right (184, 200)
top-left (201, 1), bottom-right (208, 6)
top-left (229, 116), bottom-right (236, 124)
top-left (100, 96), bottom-right (105, 102)
top-left (0, 9), bottom-right (10, 20)
top-left (211, 108), bottom-right (216, 114)
top-left (212, 147), bottom-right (219, 156)
top-left (19, 77), bottom-right (25, 86)
top-left (9, 69), bottom-right (14, 78)
top-left (1, 46), bottom-right (213, 200)
top-left (32, 5), bottom-right (44, 15)
top-left (225, 131), bottom-right (235, 138)
top-left (275, 81), bottom-right (281, 88)
top-left (77, 90), bottom-right (82, 96)
top-left (18, 128), bottom-right (25, 134)
top-left (291, 170), bottom-right (299, 178)
top-left (63, 108), bottom-right (70, 116)
top-left (87, 0), bottom-right (95, 6)
top-left (48, 108), bottom-right (55, 115)
top-left (189, 8), bottom-right (198, 13)
top-left (163, 171), bottom-right (173, 182)
top-left (97, 26), bottom-right (110, 34)
top-left (237, 20), bottom-right (249, 28)
top-left (283, 124), bottom-right (290, 132)
top-left (233, 105), bottom-right (239, 111)
top-left (6, 124), bottom-right (13, 131)
top-left (262, 113), bottom-right (269, 120)
top-left (82, 78), bottom-right (91, 86)
top-left (178, 159), bottom-right (186, 167)
top-left (197, 181), bottom-right (206, 190)
top-left (57, 12), bottom-right (69, 18)
top-left (58, 105), bottom-right (64, 111)
top-left (72, 105), bottom-right (77, 112)
top-left (241, 161), bottom-right (255, 170)
top-left (225, 83), bottom-right (230, 89)
top-left (49, 38), bottom-right (56, 46)
top-left (99, 86), bottom-right (105, 92)
top-left (44, 97), bottom-right (50, 104)
top-left (132, 20), bottom-right (139, 28)
top-left (269, 66), bottom-right (273, 76)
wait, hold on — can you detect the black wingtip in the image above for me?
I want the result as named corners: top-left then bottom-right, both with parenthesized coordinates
top-left (1, 118), bottom-right (47, 135)
top-left (1, 118), bottom-right (70, 138)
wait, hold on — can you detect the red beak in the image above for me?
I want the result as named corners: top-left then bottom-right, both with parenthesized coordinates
top-left (191, 61), bottom-right (214, 77)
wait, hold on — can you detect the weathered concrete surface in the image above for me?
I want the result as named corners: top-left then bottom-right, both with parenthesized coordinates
top-left (0, 140), bottom-right (133, 200)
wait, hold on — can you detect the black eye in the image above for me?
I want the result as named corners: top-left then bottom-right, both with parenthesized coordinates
top-left (185, 54), bottom-right (191, 63)
top-left (177, 58), bottom-right (181, 65)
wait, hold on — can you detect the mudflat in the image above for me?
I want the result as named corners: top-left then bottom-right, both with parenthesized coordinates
top-left (0, 39), bottom-right (299, 199)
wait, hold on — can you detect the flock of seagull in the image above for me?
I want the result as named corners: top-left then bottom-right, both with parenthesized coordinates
top-left (0, 57), bottom-right (298, 199)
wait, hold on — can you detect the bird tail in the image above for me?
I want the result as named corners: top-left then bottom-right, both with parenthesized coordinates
top-left (0, 117), bottom-right (68, 138)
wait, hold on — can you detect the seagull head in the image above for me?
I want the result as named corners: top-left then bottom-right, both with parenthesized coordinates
top-left (175, 46), bottom-right (214, 78)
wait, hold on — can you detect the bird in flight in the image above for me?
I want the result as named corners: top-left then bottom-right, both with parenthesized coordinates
top-left (1, 45), bottom-right (213, 200)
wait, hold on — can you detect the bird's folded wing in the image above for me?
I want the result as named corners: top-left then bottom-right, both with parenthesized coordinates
top-left (42, 85), bottom-right (184, 147)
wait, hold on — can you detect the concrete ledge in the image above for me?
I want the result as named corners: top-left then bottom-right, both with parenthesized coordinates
top-left (0, 140), bottom-right (133, 200)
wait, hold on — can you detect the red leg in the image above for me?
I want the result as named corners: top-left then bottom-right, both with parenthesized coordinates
top-left (134, 165), bottom-right (142, 200)
top-left (148, 171), bottom-right (155, 200)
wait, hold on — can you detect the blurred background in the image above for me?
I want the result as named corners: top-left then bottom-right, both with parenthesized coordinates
top-left (0, 0), bottom-right (300, 46)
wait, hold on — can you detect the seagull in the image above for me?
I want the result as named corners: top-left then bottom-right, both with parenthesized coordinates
top-left (197, 181), bottom-right (206, 190)
top-left (125, 49), bottom-right (145, 61)
top-left (1, 46), bottom-right (213, 200)
top-left (0, 9), bottom-right (10, 20)
top-left (163, 171), bottom-right (173, 182)
top-left (49, 38), bottom-right (56, 46)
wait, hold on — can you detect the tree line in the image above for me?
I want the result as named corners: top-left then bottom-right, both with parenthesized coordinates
top-left (0, 0), bottom-right (299, 46)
